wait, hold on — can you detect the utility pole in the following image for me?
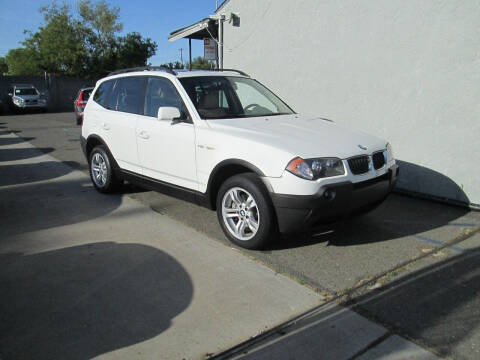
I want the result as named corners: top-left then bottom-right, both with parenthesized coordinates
top-left (179, 48), bottom-right (184, 65)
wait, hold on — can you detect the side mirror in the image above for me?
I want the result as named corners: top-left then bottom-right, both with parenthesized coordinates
top-left (157, 107), bottom-right (181, 121)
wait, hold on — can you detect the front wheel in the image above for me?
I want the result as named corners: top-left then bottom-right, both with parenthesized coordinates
top-left (216, 173), bottom-right (277, 249)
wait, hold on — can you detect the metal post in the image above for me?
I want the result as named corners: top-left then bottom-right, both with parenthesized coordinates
top-left (189, 38), bottom-right (192, 70)
top-left (218, 15), bottom-right (224, 70)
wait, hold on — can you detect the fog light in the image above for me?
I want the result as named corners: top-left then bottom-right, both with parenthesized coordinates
top-left (323, 189), bottom-right (336, 201)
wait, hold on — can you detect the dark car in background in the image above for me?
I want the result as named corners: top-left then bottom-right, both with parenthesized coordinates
top-left (74, 87), bottom-right (93, 125)
top-left (7, 84), bottom-right (47, 113)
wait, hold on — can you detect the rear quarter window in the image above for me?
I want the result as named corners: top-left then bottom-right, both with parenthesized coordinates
top-left (107, 77), bottom-right (145, 115)
top-left (93, 80), bottom-right (114, 108)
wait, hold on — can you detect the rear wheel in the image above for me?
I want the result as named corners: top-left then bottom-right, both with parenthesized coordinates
top-left (217, 173), bottom-right (276, 249)
top-left (89, 145), bottom-right (122, 193)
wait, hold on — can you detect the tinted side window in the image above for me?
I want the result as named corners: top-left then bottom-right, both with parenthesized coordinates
top-left (179, 77), bottom-right (238, 119)
top-left (108, 77), bottom-right (145, 115)
top-left (144, 77), bottom-right (190, 121)
top-left (93, 80), bottom-right (114, 108)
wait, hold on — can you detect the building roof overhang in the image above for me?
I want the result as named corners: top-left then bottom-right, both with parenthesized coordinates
top-left (168, 18), bottom-right (218, 42)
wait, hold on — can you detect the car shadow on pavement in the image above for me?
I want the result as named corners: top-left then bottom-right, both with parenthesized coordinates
top-left (0, 136), bottom-right (35, 146)
top-left (62, 160), bottom-right (89, 171)
top-left (269, 194), bottom-right (469, 250)
top-left (0, 242), bottom-right (194, 360)
top-left (343, 244), bottom-right (480, 359)
top-left (0, 177), bottom-right (123, 237)
top-left (0, 130), bottom-right (22, 136)
top-left (0, 161), bottom-right (72, 186)
top-left (0, 147), bottom-right (54, 162)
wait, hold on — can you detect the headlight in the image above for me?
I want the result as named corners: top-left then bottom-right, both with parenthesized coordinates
top-left (286, 157), bottom-right (345, 180)
top-left (13, 97), bottom-right (24, 106)
top-left (385, 143), bottom-right (394, 162)
top-left (38, 98), bottom-right (46, 104)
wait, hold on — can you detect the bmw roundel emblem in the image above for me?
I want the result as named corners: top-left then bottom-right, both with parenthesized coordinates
top-left (358, 144), bottom-right (368, 150)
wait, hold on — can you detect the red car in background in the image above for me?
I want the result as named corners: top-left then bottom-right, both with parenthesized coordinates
top-left (74, 87), bottom-right (93, 125)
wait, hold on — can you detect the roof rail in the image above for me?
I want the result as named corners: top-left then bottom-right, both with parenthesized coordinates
top-left (211, 68), bottom-right (250, 77)
top-left (108, 66), bottom-right (177, 76)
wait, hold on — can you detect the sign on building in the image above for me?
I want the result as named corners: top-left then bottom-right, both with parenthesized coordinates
top-left (204, 38), bottom-right (217, 61)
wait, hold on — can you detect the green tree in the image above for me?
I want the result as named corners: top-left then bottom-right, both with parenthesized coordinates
top-left (79, 0), bottom-right (122, 54)
top-left (191, 56), bottom-right (215, 70)
top-left (5, 0), bottom-right (157, 78)
top-left (115, 32), bottom-right (157, 69)
top-left (160, 61), bottom-right (185, 70)
top-left (24, 3), bottom-right (87, 76)
top-left (5, 48), bottom-right (42, 75)
top-left (0, 57), bottom-right (8, 74)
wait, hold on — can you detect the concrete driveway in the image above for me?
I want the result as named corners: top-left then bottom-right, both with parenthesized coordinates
top-left (0, 122), bottom-right (322, 359)
top-left (1, 112), bottom-right (479, 359)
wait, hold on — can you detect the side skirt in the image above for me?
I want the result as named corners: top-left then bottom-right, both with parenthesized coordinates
top-left (117, 169), bottom-right (212, 209)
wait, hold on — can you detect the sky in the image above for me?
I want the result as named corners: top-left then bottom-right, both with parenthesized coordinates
top-left (0, 0), bottom-right (222, 65)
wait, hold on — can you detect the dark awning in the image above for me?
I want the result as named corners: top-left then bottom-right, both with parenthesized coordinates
top-left (168, 18), bottom-right (218, 42)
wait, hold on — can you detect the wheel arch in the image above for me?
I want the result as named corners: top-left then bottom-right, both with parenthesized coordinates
top-left (85, 134), bottom-right (120, 169)
top-left (205, 159), bottom-right (266, 210)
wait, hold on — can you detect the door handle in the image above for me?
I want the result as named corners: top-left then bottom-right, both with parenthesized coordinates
top-left (138, 130), bottom-right (150, 139)
top-left (102, 122), bottom-right (110, 130)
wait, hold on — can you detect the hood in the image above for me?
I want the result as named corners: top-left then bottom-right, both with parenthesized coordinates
top-left (207, 114), bottom-right (387, 159)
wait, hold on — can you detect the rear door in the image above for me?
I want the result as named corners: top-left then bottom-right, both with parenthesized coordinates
top-left (136, 76), bottom-right (197, 190)
top-left (94, 76), bottom-right (145, 174)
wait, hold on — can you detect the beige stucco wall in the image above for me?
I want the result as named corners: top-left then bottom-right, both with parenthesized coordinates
top-left (218, 0), bottom-right (480, 207)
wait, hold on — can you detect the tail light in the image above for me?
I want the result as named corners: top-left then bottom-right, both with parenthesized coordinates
top-left (76, 90), bottom-right (86, 107)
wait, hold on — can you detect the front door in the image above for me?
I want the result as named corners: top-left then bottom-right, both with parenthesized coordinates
top-left (136, 76), bottom-right (197, 190)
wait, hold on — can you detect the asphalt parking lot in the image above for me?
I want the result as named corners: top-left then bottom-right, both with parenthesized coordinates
top-left (1, 111), bottom-right (479, 359)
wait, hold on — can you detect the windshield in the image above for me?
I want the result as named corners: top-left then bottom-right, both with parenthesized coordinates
top-left (179, 76), bottom-right (294, 119)
top-left (15, 88), bottom-right (38, 96)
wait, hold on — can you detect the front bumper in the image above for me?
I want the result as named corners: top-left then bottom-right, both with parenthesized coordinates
top-left (271, 164), bottom-right (399, 233)
top-left (12, 103), bottom-right (47, 109)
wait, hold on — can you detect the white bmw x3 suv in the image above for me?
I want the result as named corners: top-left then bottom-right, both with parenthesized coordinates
top-left (81, 67), bottom-right (398, 249)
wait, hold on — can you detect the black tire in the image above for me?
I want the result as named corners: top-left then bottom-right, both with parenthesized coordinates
top-left (89, 145), bottom-right (122, 193)
top-left (216, 173), bottom-right (277, 250)
top-left (76, 115), bottom-right (82, 125)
